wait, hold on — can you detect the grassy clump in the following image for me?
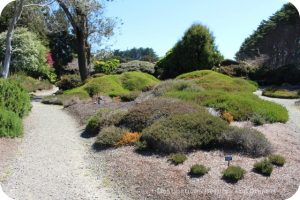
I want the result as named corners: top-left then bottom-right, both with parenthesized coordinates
top-left (220, 127), bottom-right (272, 157)
top-left (93, 126), bottom-right (129, 150)
top-left (0, 108), bottom-right (23, 137)
top-left (141, 111), bottom-right (229, 153)
top-left (66, 71), bottom-right (159, 98)
top-left (155, 70), bottom-right (288, 124)
top-left (56, 74), bottom-right (82, 90)
top-left (222, 165), bottom-right (246, 183)
top-left (268, 154), bottom-right (286, 166)
top-left (263, 87), bottom-right (300, 99)
top-left (119, 98), bottom-right (204, 132)
top-left (168, 153), bottom-right (188, 165)
top-left (10, 74), bottom-right (52, 92)
top-left (0, 79), bottom-right (31, 118)
top-left (253, 159), bottom-right (273, 176)
top-left (189, 164), bottom-right (210, 177)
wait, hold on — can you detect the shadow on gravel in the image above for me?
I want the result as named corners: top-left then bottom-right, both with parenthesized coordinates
top-left (80, 129), bottom-right (98, 139)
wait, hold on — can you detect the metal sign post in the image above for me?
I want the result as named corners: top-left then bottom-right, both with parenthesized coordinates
top-left (225, 155), bottom-right (233, 166)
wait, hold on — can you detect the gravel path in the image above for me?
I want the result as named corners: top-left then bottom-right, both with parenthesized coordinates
top-left (254, 90), bottom-right (300, 132)
top-left (1, 101), bottom-right (119, 200)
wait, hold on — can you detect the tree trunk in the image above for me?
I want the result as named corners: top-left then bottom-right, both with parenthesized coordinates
top-left (1, 0), bottom-right (24, 79)
top-left (76, 29), bottom-right (89, 81)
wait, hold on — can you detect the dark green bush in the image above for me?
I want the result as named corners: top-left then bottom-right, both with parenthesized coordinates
top-left (189, 164), bottom-right (210, 177)
top-left (155, 24), bottom-right (223, 79)
top-left (168, 153), bottom-right (187, 165)
top-left (114, 60), bottom-right (155, 74)
top-left (268, 154), bottom-right (286, 166)
top-left (0, 79), bottom-right (31, 118)
top-left (119, 91), bottom-right (141, 102)
top-left (254, 159), bottom-right (273, 176)
top-left (56, 74), bottom-right (82, 90)
top-left (141, 111), bottom-right (229, 153)
top-left (118, 98), bottom-right (203, 132)
top-left (0, 107), bottom-right (23, 138)
top-left (85, 83), bottom-right (102, 97)
top-left (220, 127), bottom-right (272, 157)
top-left (93, 126), bottom-right (129, 150)
top-left (222, 165), bottom-right (246, 183)
top-left (85, 116), bottom-right (101, 136)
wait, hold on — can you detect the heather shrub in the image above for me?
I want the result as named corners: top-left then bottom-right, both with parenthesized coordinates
top-left (93, 126), bottom-right (129, 150)
top-left (116, 132), bottom-right (141, 146)
top-left (86, 116), bottom-right (101, 136)
top-left (10, 74), bottom-right (52, 92)
top-left (141, 111), bottom-right (229, 153)
top-left (56, 74), bottom-right (82, 90)
top-left (0, 108), bottom-right (23, 138)
top-left (0, 79), bottom-right (31, 118)
top-left (114, 60), bottom-right (155, 74)
top-left (268, 154), bottom-right (286, 166)
top-left (189, 164), bottom-right (210, 177)
top-left (222, 165), bottom-right (246, 183)
top-left (220, 127), bottom-right (272, 157)
top-left (168, 153), bottom-right (187, 165)
top-left (250, 113), bottom-right (266, 126)
top-left (118, 98), bottom-right (203, 132)
top-left (254, 159), bottom-right (273, 176)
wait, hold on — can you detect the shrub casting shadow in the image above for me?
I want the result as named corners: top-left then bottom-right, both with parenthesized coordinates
top-left (80, 128), bottom-right (98, 139)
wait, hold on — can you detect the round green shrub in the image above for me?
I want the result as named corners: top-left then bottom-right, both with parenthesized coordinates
top-left (56, 74), bottom-right (82, 90)
top-left (141, 110), bottom-right (229, 153)
top-left (0, 107), bottom-right (23, 137)
top-left (268, 155), bottom-right (286, 167)
top-left (94, 59), bottom-right (120, 74)
top-left (85, 116), bottom-right (100, 136)
top-left (189, 164), bottom-right (210, 177)
top-left (222, 165), bottom-right (246, 183)
top-left (119, 98), bottom-right (203, 132)
top-left (254, 159), bottom-right (273, 176)
top-left (0, 79), bottom-right (31, 118)
top-left (168, 153), bottom-right (187, 165)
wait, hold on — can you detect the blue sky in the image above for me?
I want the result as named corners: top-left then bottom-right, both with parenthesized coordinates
top-left (105, 0), bottom-right (289, 59)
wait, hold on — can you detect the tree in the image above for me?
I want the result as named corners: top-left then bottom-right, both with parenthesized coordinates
top-left (155, 24), bottom-right (223, 79)
top-left (56, 0), bottom-right (115, 81)
top-left (113, 47), bottom-right (159, 63)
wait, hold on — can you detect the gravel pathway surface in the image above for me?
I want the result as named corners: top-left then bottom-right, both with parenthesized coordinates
top-left (1, 100), bottom-right (119, 200)
top-left (254, 90), bottom-right (300, 132)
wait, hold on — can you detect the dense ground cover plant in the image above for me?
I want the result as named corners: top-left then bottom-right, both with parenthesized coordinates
top-left (140, 111), bottom-right (229, 153)
top-left (155, 70), bottom-right (288, 123)
top-left (94, 59), bottom-right (120, 74)
top-left (118, 98), bottom-right (203, 132)
top-left (114, 60), bottom-right (155, 75)
top-left (189, 164), bottom-right (210, 177)
top-left (263, 87), bottom-right (300, 99)
top-left (168, 153), bottom-right (187, 165)
top-left (253, 159), bottom-right (273, 176)
top-left (220, 127), bottom-right (272, 157)
top-left (222, 165), bottom-right (246, 183)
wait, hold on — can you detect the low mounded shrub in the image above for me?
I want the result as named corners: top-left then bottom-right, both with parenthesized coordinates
top-left (168, 153), bottom-right (187, 165)
top-left (220, 127), bottom-right (272, 157)
top-left (93, 126), bottom-right (129, 150)
top-left (189, 164), bottom-right (210, 177)
top-left (115, 132), bottom-right (141, 146)
top-left (249, 113), bottom-right (266, 126)
top-left (0, 79), bottom-right (31, 118)
top-left (0, 108), bottom-right (23, 137)
top-left (222, 165), bottom-right (246, 183)
top-left (254, 159), bottom-right (273, 176)
top-left (85, 116), bottom-right (101, 136)
top-left (10, 74), bottom-right (52, 92)
top-left (268, 154), bottom-right (286, 166)
top-left (118, 98), bottom-right (203, 132)
top-left (56, 74), bottom-right (82, 90)
top-left (141, 111), bottom-right (229, 153)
